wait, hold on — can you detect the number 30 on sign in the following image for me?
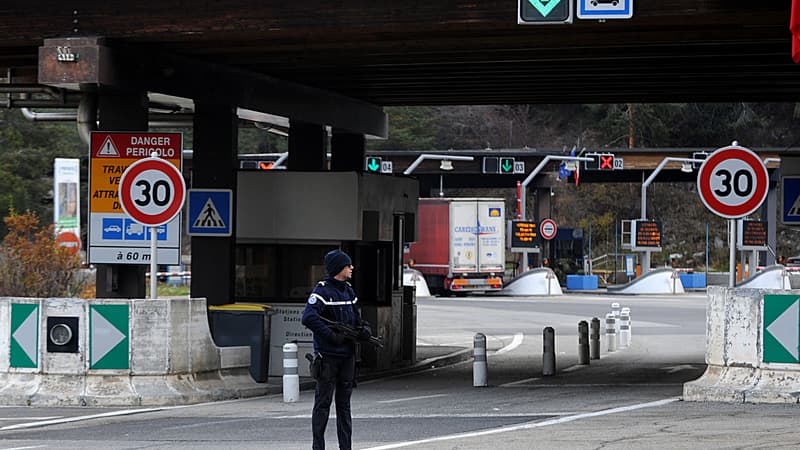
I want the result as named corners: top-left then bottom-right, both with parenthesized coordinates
top-left (697, 145), bottom-right (768, 219)
top-left (118, 157), bottom-right (186, 226)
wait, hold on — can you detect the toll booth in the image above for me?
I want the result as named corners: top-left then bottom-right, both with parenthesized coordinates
top-left (233, 171), bottom-right (418, 371)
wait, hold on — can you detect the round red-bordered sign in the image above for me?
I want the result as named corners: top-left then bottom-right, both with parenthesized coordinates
top-left (697, 145), bottom-right (768, 219)
top-left (540, 218), bottom-right (558, 240)
top-left (118, 157), bottom-right (186, 226)
top-left (56, 231), bottom-right (81, 255)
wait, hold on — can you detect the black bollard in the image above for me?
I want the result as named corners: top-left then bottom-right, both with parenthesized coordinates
top-left (590, 317), bottom-right (600, 360)
top-left (543, 327), bottom-right (556, 376)
top-left (578, 321), bottom-right (590, 365)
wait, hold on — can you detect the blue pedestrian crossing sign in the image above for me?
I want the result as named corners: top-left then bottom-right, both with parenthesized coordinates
top-left (187, 189), bottom-right (233, 236)
top-left (781, 176), bottom-right (800, 225)
top-left (577, 0), bottom-right (633, 20)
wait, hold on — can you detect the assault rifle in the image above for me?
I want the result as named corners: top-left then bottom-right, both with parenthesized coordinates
top-left (319, 316), bottom-right (384, 348)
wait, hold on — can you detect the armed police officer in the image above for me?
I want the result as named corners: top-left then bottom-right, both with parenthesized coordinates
top-left (302, 249), bottom-right (371, 450)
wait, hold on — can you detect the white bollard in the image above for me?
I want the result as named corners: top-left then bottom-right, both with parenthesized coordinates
top-left (621, 307), bottom-right (632, 347)
top-left (611, 302), bottom-right (621, 347)
top-left (605, 313), bottom-right (617, 352)
top-left (619, 310), bottom-right (630, 349)
top-left (283, 343), bottom-right (300, 403)
top-left (473, 333), bottom-right (488, 387)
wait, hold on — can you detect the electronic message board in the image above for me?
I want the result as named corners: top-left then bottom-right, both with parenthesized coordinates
top-left (631, 220), bottom-right (662, 251)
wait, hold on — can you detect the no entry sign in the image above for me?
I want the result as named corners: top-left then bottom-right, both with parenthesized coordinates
top-left (119, 157), bottom-right (186, 227)
top-left (540, 218), bottom-right (557, 240)
top-left (697, 146), bottom-right (768, 219)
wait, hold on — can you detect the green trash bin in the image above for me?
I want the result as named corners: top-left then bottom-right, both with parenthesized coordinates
top-left (208, 304), bottom-right (272, 383)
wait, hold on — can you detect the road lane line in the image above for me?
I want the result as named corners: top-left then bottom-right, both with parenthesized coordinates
top-left (270, 412), bottom-right (579, 419)
top-left (1, 446), bottom-right (47, 450)
top-left (376, 394), bottom-right (448, 404)
top-left (361, 397), bottom-right (679, 450)
top-left (0, 407), bottom-right (167, 431)
top-left (0, 417), bottom-right (62, 421)
top-left (499, 377), bottom-right (539, 387)
top-left (493, 333), bottom-right (524, 354)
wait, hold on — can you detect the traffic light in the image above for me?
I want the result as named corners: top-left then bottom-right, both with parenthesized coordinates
top-left (518, 0), bottom-right (572, 24)
top-left (692, 151), bottom-right (709, 169)
top-left (584, 153), bottom-right (600, 170)
top-left (482, 157), bottom-right (499, 174)
top-left (500, 157), bottom-right (515, 174)
top-left (365, 156), bottom-right (382, 173)
top-left (598, 153), bottom-right (615, 170)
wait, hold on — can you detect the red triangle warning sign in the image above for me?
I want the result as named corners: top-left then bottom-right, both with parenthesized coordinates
top-left (97, 136), bottom-right (120, 157)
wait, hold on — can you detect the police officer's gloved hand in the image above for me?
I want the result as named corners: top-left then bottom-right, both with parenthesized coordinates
top-left (331, 332), bottom-right (347, 345)
top-left (358, 321), bottom-right (372, 339)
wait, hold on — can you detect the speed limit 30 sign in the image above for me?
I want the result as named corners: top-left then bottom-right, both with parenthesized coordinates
top-left (119, 157), bottom-right (186, 226)
top-left (697, 145), bottom-right (768, 219)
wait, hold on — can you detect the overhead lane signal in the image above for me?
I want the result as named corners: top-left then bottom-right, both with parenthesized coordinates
top-left (500, 157), bottom-right (515, 174)
top-left (483, 157), bottom-right (499, 174)
top-left (598, 153), bottom-right (615, 170)
top-left (365, 156), bottom-right (382, 173)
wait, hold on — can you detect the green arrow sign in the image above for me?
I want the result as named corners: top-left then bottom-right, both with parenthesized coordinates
top-left (90, 304), bottom-right (129, 369)
top-left (366, 157), bottom-right (381, 172)
top-left (501, 158), bottom-right (514, 173)
top-left (763, 295), bottom-right (800, 363)
top-left (528, 0), bottom-right (560, 17)
top-left (10, 303), bottom-right (39, 368)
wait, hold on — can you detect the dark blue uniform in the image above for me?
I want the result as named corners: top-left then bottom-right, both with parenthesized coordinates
top-left (302, 276), bottom-right (361, 450)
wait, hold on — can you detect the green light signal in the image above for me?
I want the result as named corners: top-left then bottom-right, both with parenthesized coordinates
top-left (366, 157), bottom-right (382, 172)
top-left (500, 157), bottom-right (515, 174)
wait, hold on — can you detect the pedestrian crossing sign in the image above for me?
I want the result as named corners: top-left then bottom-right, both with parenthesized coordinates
top-left (781, 176), bottom-right (800, 225)
top-left (187, 189), bottom-right (232, 236)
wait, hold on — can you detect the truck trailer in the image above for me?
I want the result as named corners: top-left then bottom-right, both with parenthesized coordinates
top-left (407, 198), bottom-right (505, 295)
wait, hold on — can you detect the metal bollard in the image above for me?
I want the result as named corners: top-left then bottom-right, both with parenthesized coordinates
top-left (605, 313), bottom-right (617, 352)
top-left (619, 310), bottom-right (630, 349)
top-left (283, 343), bottom-right (300, 403)
top-left (590, 317), bottom-right (600, 360)
top-left (578, 321), bottom-right (590, 365)
top-left (473, 333), bottom-right (488, 387)
top-left (543, 327), bottom-right (556, 376)
top-left (621, 307), bottom-right (632, 347)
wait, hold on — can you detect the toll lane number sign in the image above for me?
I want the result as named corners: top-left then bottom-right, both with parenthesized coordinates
top-left (697, 145), bottom-right (768, 219)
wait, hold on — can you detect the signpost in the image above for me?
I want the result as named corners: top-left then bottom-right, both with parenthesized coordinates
top-left (118, 156), bottom-right (186, 299)
top-left (540, 218), bottom-right (557, 240)
top-left (697, 144), bottom-right (769, 287)
top-left (89, 132), bottom-right (183, 266)
top-left (518, 0), bottom-right (573, 24)
top-left (576, 0), bottom-right (633, 20)
top-left (763, 295), bottom-right (800, 364)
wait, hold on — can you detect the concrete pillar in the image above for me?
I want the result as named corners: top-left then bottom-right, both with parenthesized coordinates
top-left (288, 120), bottom-right (327, 171)
top-left (95, 89), bottom-right (149, 299)
top-left (190, 102), bottom-right (238, 307)
top-left (330, 130), bottom-right (365, 171)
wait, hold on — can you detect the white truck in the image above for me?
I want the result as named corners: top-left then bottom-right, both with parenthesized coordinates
top-left (407, 198), bottom-right (506, 295)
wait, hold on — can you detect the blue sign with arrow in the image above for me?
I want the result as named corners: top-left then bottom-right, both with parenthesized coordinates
top-left (187, 189), bottom-right (233, 236)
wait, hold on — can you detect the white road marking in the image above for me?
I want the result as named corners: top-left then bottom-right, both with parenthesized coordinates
top-left (362, 397), bottom-right (679, 449)
top-left (1, 446), bottom-right (47, 450)
top-left (499, 377), bottom-right (540, 387)
top-left (493, 333), bottom-right (524, 354)
top-left (162, 418), bottom-right (256, 430)
top-left (376, 394), bottom-right (448, 404)
top-left (0, 417), bottom-right (62, 421)
top-left (270, 412), bottom-right (579, 419)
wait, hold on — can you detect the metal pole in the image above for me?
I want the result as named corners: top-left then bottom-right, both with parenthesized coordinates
top-left (542, 327), bottom-right (556, 376)
top-left (729, 219), bottom-right (736, 287)
top-left (150, 226), bottom-right (157, 300)
top-left (590, 317), bottom-right (600, 360)
top-left (578, 321), bottom-right (589, 365)
top-left (403, 154), bottom-right (474, 175)
top-left (473, 333), bottom-right (488, 387)
top-left (519, 155), bottom-right (592, 274)
top-left (705, 222), bottom-right (709, 279)
top-left (640, 157), bottom-right (704, 276)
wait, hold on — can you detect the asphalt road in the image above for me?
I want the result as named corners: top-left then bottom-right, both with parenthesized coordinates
top-left (1, 293), bottom-right (798, 449)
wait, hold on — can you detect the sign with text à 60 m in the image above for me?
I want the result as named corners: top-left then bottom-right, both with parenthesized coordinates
top-left (88, 132), bottom-right (182, 265)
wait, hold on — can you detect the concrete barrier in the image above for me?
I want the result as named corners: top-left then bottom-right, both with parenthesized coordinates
top-left (502, 268), bottom-right (563, 296)
top-left (737, 265), bottom-right (790, 290)
top-left (0, 297), bottom-right (268, 406)
top-left (606, 268), bottom-right (685, 295)
top-left (683, 287), bottom-right (800, 403)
